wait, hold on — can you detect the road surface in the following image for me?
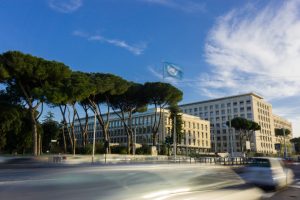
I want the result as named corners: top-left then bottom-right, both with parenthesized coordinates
top-left (0, 163), bottom-right (263, 200)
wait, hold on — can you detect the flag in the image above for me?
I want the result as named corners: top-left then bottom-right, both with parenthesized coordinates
top-left (163, 62), bottom-right (183, 80)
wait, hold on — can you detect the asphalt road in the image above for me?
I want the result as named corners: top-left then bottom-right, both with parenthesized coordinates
top-left (268, 163), bottom-right (300, 200)
top-left (0, 163), bottom-right (263, 200)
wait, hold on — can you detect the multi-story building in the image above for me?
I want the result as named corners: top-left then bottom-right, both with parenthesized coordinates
top-left (179, 93), bottom-right (293, 155)
top-left (273, 114), bottom-right (293, 155)
top-left (74, 108), bottom-right (211, 153)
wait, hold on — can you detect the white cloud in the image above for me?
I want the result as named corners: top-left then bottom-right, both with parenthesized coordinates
top-left (48, 0), bottom-right (83, 13)
top-left (203, 0), bottom-right (300, 100)
top-left (201, 0), bottom-right (300, 136)
top-left (141, 0), bottom-right (206, 13)
top-left (73, 31), bottom-right (147, 55)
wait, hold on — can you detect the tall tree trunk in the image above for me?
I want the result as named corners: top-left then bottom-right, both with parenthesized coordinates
top-left (30, 107), bottom-right (38, 156)
top-left (59, 105), bottom-right (73, 153)
top-left (71, 104), bottom-right (77, 156)
top-left (61, 125), bottom-right (67, 153)
top-left (84, 111), bottom-right (89, 147)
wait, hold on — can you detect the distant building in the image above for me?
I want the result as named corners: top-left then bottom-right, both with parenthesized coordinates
top-left (74, 108), bottom-right (211, 153)
top-left (273, 114), bottom-right (293, 155)
top-left (179, 93), bottom-right (293, 155)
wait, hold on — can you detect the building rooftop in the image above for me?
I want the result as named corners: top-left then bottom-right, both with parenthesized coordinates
top-left (180, 92), bottom-right (264, 107)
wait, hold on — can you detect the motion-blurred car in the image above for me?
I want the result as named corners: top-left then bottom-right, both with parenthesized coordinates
top-left (241, 157), bottom-right (294, 189)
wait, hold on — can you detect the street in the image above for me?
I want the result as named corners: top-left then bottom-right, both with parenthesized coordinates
top-left (267, 163), bottom-right (300, 200)
top-left (0, 163), bottom-right (261, 200)
top-left (0, 163), bottom-right (299, 200)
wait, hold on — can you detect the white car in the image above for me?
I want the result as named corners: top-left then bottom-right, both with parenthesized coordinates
top-left (241, 157), bottom-right (294, 189)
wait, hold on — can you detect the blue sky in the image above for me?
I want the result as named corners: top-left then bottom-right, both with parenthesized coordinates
top-left (1, 0), bottom-right (300, 137)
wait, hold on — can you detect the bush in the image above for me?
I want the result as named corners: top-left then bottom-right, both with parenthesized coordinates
top-left (95, 142), bottom-right (105, 154)
top-left (135, 144), bottom-right (150, 155)
top-left (111, 146), bottom-right (127, 154)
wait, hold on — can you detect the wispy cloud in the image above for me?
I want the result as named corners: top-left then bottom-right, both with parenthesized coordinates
top-left (73, 30), bottom-right (147, 55)
top-left (141, 0), bottom-right (206, 13)
top-left (200, 0), bottom-right (300, 136)
top-left (202, 0), bottom-right (300, 100)
top-left (48, 0), bottom-right (83, 13)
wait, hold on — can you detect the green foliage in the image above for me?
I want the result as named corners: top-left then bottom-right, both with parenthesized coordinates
top-left (110, 83), bottom-right (147, 114)
top-left (226, 117), bottom-right (261, 132)
top-left (135, 144), bottom-right (150, 155)
top-left (41, 120), bottom-right (60, 153)
top-left (143, 82), bottom-right (183, 106)
top-left (226, 117), bottom-right (261, 152)
top-left (143, 82), bottom-right (183, 145)
top-left (111, 146), bottom-right (127, 154)
top-left (0, 90), bottom-right (33, 153)
top-left (275, 128), bottom-right (291, 136)
top-left (0, 51), bottom-right (72, 155)
top-left (76, 144), bottom-right (93, 154)
top-left (169, 104), bottom-right (183, 144)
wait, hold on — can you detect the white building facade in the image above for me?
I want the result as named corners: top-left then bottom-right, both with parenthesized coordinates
top-left (179, 93), bottom-right (293, 155)
top-left (74, 108), bottom-right (211, 153)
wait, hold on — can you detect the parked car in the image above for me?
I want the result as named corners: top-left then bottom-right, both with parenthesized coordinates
top-left (241, 157), bottom-right (294, 189)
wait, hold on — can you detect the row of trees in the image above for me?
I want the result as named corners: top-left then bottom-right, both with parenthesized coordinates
top-left (0, 51), bottom-right (183, 156)
top-left (226, 117), bottom-right (261, 153)
top-left (228, 117), bottom-right (299, 155)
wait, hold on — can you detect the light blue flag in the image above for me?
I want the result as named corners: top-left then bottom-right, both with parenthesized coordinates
top-left (163, 62), bottom-right (183, 80)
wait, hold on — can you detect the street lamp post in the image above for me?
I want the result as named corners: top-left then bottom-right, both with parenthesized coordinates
top-left (173, 115), bottom-right (177, 160)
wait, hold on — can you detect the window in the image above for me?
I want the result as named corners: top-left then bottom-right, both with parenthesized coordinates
top-left (227, 103), bottom-right (231, 107)
top-left (247, 107), bottom-right (251, 111)
top-left (221, 104), bottom-right (225, 108)
top-left (233, 102), bottom-right (237, 106)
top-left (240, 107), bottom-right (244, 112)
top-left (194, 108), bottom-right (198, 112)
top-left (215, 104), bottom-right (219, 109)
top-left (216, 110), bottom-right (219, 115)
top-left (210, 105), bottom-right (213, 110)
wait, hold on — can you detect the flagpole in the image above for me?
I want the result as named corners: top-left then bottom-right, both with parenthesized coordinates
top-left (162, 61), bottom-right (165, 81)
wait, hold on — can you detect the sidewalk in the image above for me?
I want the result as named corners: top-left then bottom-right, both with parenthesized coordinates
top-left (269, 187), bottom-right (300, 200)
